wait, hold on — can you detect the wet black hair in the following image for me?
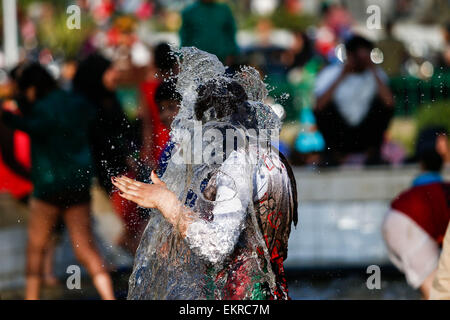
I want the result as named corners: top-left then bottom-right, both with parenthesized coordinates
top-left (416, 126), bottom-right (448, 172)
top-left (194, 79), bottom-right (248, 121)
top-left (155, 80), bottom-right (182, 106)
top-left (17, 63), bottom-right (57, 100)
top-left (345, 35), bottom-right (374, 53)
top-left (154, 43), bottom-right (177, 73)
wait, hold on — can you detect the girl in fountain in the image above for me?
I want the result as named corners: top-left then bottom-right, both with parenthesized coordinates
top-left (112, 76), bottom-right (298, 300)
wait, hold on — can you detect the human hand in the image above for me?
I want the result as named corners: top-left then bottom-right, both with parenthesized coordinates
top-left (111, 171), bottom-right (174, 210)
top-left (112, 171), bottom-right (192, 235)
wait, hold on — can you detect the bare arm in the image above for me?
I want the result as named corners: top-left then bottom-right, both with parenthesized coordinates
top-left (112, 172), bottom-right (193, 237)
top-left (112, 151), bottom-right (251, 265)
top-left (371, 66), bottom-right (395, 108)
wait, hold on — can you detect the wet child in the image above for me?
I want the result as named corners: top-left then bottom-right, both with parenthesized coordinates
top-left (113, 63), bottom-right (298, 300)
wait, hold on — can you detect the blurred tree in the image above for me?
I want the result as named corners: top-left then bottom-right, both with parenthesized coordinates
top-left (19, 0), bottom-right (68, 10)
top-left (269, 6), bottom-right (317, 32)
top-left (37, 8), bottom-right (95, 60)
top-left (416, 100), bottom-right (450, 141)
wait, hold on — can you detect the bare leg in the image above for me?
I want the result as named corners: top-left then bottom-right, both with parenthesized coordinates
top-left (63, 203), bottom-right (115, 300)
top-left (25, 199), bottom-right (60, 300)
top-left (42, 236), bottom-right (60, 287)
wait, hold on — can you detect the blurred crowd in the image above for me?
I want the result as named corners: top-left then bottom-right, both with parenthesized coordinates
top-left (1, 0), bottom-right (450, 168)
top-left (0, 0), bottom-right (450, 299)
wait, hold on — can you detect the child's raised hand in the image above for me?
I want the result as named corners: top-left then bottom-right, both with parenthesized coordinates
top-left (111, 171), bottom-right (169, 210)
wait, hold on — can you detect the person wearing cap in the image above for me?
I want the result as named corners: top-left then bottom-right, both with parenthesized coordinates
top-left (179, 0), bottom-right (239, 64)
top-left (382, 127), bottom-right (450, 299)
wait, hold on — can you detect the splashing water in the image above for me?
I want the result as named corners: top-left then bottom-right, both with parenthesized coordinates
top-left (127, 47), bottom-right (294, 300)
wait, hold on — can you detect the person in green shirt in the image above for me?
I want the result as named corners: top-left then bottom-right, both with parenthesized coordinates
top-left (1, 63), bottom-right (115, 300)
top-left (180, 0), bottom-right (239, 64)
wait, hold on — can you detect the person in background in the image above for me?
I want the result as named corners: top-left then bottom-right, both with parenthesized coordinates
top-left (283, 31), bottom-right (314, 72)
top-left (376, 21), bottom-right (408, 77)
top-left (59, 60), bottom-right (78, 90)
top-left (314, 35), bottom-right (395, 166)
top-left (154, 80), bottom-right (181, 134)
top-left (152, 80), bottom-right (182, 177)
top-left (0, 114), bottom-right (31, 199)
top-left (1, 63), bottom-right (115, 300)
top-left (436, 23), bottom-right (450, 100)
top-left (291, 107), bottom-right (326, 167)
top-left (438, 23), bottom-right (450, 71)
top-left (73, 53), bottom-right (141, 254)
top-left (139, 43), bottom-right (179, 169)
top-left (0, 65), bottom-right (31, 187)
top-left (383, 127), bottom-right (450, 299)
top-left (1, 64), bottom-right (61, 287)
top-left (73, 53), bottom-right (137, 195)
top-left (179, 0), bottom-right (239, 64)
top-left (431, 223), bottom-right (450, 299)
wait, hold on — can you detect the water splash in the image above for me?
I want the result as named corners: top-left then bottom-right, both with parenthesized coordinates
top-left (128, 47), bottom-right (291, 300)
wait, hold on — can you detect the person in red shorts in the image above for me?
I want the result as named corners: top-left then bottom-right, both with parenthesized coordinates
top-left (383, 127), bottom-right (450, 299)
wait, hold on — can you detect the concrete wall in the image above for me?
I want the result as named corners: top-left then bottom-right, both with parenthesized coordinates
top-left (285, 165), bottom-right (450, 268)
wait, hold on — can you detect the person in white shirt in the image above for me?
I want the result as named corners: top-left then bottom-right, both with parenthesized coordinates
top-left (314, 35), bottom-right (395, 166)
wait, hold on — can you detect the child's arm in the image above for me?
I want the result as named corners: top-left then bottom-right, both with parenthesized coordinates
top-left (112, 151), bottom-right (251, 265)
